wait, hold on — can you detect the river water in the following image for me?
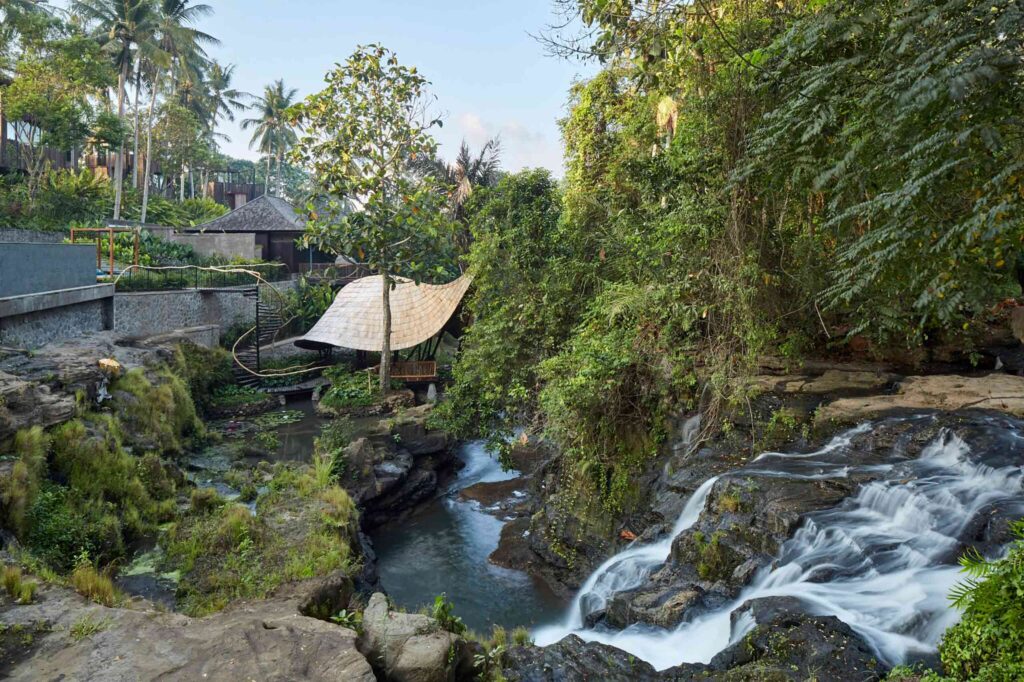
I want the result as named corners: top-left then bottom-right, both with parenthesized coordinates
top-left (534, 415), bottom-right (1024, 671)
top-left (372, 440), bottom-right (567, 632)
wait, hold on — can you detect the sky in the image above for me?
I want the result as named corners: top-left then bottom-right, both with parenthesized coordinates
top-left (197, 1), bottom-right (596, 175)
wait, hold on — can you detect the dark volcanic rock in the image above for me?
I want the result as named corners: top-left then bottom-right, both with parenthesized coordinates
top-left (502, 635), bottom-right (662, 682)
top-left (699, 597), bottom-right (886, 681)
top-left (335, 405), bottom-right (457, 528)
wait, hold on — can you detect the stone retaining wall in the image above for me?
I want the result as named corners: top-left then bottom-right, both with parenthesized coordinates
top-left (0, 228), bottom-right (66, 244)
top-left (0, 285), bottom-right (114, 348)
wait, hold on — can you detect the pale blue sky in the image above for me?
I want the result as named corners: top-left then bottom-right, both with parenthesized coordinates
top-left (201, 1), bottom-right (594, 174)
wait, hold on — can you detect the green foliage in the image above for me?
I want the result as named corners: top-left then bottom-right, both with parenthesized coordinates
top-left (2, 565), bottom-right (37, 604)
top-left (290, 43), bottom-right (456, 389)
top-left (209, 384), bottom-right (268, 410)
top-left (69, 555), bottom-right (120, 607)
top-left (170, 342), bottom-right (235, 416)
top-left (111, 368), bottom-right (202, 453)
top-left (69, 614), bottom-right (111, 642)
top-left (431, 593), bottom-right (466, 635)
top-left (313, 418), bottom-right (354, 481)
top-left (330, 608), bottom-right (362, 632)
top-left (0, 427), bottom-right (50, 537)
top-left (746, 0), bottom-right (1024, 345)
top-left (938, 522), bottom-right (1024, 680)
top-left (435, 170), bottom-right (573, 453)
top-left (320, 365), bottom-right (386, 410)
top-left (288, 276), bottom-right (337, 333)
top-left (165, 472), bottom-right (356, 616)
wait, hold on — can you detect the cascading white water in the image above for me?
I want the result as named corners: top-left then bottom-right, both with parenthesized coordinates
top-left (533, 423), bottom-right (1024, 672)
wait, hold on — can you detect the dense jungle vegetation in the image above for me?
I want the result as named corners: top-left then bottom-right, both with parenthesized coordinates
top-left (439, 0), bottom-right (1024, 514)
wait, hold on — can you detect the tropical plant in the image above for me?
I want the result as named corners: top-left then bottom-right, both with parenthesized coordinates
top-left (73, 0), bottom-right (161, 220)
top-left (203, 60), bottom-right (246, 133)
top-left (242, 79), bottom-right (298, 195)
top-left (290, 44), bottom-right (454, 390)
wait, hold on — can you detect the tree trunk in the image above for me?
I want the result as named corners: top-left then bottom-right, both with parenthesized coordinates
top-left (189, 168), bottom-right (195, 198)
top-left (113, 57), bottom-right (129, 220)
top-left (264, 155), bottom-right (270, 195)
top-left (140, 75), bottom-right (159, 224)
top-left (180, 166), bottom-right (186, 202)
top-left (276, 149), bottom-right (284, 196)
top-left (131, 65), bottom-right (142, 189)
top-left (380, 270), bottom-right (392, 393)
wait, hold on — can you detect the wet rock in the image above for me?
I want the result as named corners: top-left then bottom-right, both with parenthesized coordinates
top-left (2, 579), bottom-right (376, 681)
top-left (704, 597), bottom-right (886, 681)
top-left (336, 406), bottom-right (457, 529)
top-left (502, 635), bottom-right (662, 682)
top-left (358, 592), bottom-right (471, 682)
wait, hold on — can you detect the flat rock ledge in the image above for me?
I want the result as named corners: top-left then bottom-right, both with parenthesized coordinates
top-left (818, 373), bottom-right (1024, 423)
top-left (1, 579), bottom-right (375, 681)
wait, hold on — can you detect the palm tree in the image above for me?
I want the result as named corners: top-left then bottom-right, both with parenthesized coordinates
top-left (74, 0), bottom-right (161, 220)
top-left (204, 61), bottom-right (246, 132)
top-left (241, 79), bottom-right (298, 195)
top-left (0, 0), bottom-right (47, 21)
top-left (139, 0), bottom-right (217, 221)
top-left (417, 137), bottom-right (502, 218)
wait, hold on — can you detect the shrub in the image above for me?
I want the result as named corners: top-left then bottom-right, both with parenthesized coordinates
top-left (25, 485), bottom-right (123, 571)
top-left (511, 626), bottom-right (532, 647)
top-left (209, 384), bottom-right (267, 410)
top-left (70, 560), bottom-right (119, 607)
top-left (69, 613), bottom-right (111, 641)
top-left (2, 565), bottom-right (22, 597)
top-left (431, 593), bottom-right (466, 635)
top-left (190, 487), bottom-right (223, 514)
top-left (320, 366), bottom-right (385, 410)
top-left (313, 418), bottom-right (354, 481)
top-left (170, 343), bottom-right (234, 417)
top-left (17, 581), bottom-right (37, 604)
top-left (0, 427), bottom-right (50, 538)
top-left (938, 522), bottom-right (1024, 680)
top-left (317, 486), bottom-right (356, 529)
top-left (111, 369), bottom-right (202, 453)
top-left (214, 505), bottom-right (257, 549)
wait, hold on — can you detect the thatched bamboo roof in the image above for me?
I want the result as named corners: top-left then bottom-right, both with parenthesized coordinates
top-left (295, 274), bottom-right (472, 351)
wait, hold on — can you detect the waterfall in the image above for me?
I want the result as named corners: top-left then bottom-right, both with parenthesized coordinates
top-left (533, 423), bottom-right (1024, 672)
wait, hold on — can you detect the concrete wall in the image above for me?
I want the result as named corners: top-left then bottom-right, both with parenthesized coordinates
top-left (166, 232), bottom-right (259, 261)
top-left (0, 243), bottom-right (96, 297)
top-left (0, 284), bottom-right (114, 348)
top-left (0, 228), bottom-right (66, 244)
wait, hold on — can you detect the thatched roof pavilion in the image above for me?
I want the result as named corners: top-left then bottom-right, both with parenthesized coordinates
top-left (295, 274), bottom-right (472, 352)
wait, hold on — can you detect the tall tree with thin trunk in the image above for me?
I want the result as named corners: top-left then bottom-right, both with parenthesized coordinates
top-left (74, 0), bottom-right (160, 220)
top-left (290, 44), bottom-right (454, 391)
top-left (139, 0), bottom-right (216, 221)
top-left (241, 79), bottom-right (297, 196)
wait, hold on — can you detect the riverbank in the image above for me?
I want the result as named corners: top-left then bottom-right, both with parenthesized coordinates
top-left (3, 333), bottom-right (1024, 681)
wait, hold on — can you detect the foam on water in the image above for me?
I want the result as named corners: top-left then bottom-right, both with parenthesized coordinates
top-left (534, 423), bottom-right (1024, 671)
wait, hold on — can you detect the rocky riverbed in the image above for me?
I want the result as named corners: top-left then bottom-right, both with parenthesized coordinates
top-left (4, 335), bottom-right (1024, 681)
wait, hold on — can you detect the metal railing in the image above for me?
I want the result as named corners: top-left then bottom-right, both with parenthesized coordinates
top-left (113, 263), bottom-right (291, 291)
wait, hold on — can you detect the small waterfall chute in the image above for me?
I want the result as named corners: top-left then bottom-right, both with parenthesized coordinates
top-left (534, 423), bottom-right (1024, 672)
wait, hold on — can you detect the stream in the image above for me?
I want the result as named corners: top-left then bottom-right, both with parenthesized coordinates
top-left (534, 415), bottom-right (1024, 671)
top-left (371, 440), bottom-right (567, 632)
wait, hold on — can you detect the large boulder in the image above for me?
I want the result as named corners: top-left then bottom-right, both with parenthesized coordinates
top-left (502, 635), bottom-right (662, 682)
top-left (2, 581), bottom-right (376, 681)
top-left (698, 597), bottom-right (886, 681)
top-left (358, 592), bottom-right (472, 682)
